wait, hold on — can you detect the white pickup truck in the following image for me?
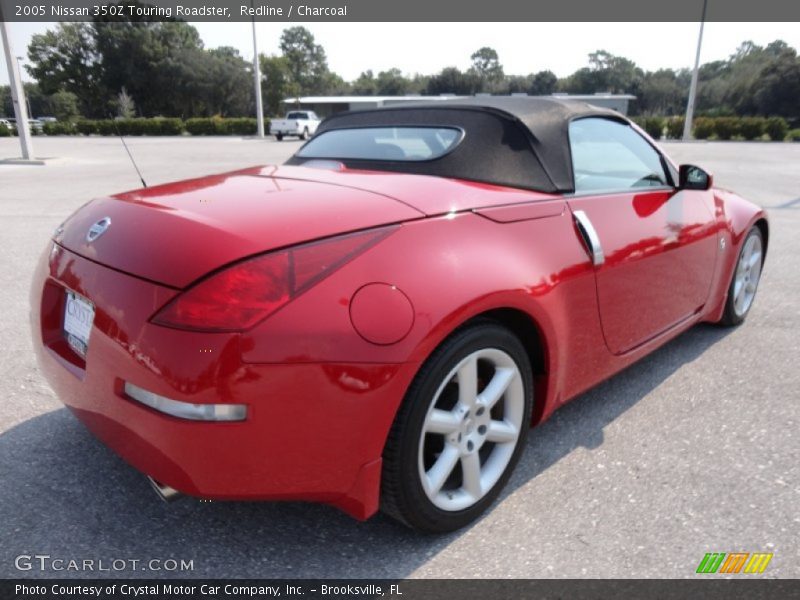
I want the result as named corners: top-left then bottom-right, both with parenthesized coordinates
top-left (270, 111), bottom-right (321, 141)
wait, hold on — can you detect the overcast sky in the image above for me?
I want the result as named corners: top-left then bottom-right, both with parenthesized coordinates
top-left (2, 22), bottom-right (799, 86)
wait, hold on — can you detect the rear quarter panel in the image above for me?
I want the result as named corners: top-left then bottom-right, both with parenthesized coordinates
top-left (241, 208), bottom-right (610, 425)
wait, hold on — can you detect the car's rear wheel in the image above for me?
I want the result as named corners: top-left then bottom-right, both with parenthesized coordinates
top-left (719, 226), bottom-right (764, 326)
top-left (300, 127), bottom-right (309, 140)
top-left (276, 133), bottom-right (283, 141)
top-left (381, 323), bottom-right (532, 533)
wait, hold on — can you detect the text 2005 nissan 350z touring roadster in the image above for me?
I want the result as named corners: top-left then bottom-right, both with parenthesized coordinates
top-left (31, 98), bottom-right (767, 532)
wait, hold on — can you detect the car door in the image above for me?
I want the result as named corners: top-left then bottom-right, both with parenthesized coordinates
top-left (566, 117), bottom-right (718, 355)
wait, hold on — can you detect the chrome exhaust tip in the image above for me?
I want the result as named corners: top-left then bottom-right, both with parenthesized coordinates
top-left (147, 476), bottom-right (183, 502)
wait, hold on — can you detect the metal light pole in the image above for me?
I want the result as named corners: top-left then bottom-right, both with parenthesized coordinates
top-left (683, 0), bottom-right (708, 141)
top-left (0, 16), bottom-right (34, 159)
top-left (17, 56), bottom-right (34, 118)
top-left (251, 10), bottom-right (265, 138)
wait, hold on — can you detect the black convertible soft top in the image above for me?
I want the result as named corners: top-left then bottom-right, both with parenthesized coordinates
top-left (286, 97), bottom-right (628, 193)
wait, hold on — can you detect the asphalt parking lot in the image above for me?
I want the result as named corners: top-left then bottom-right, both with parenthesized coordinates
top-left (1, 136), bottom-right (798, 578)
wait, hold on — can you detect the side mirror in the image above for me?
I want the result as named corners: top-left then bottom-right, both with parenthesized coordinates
top-left (679, 164), bottom-right (713, 191)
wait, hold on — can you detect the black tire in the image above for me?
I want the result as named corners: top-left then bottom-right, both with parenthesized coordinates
top-left (299, 127), bottom-right (309, 141)
top-left (276, 133), bottom-right (283, 141)
top-left (718, 226), bottom-right (764, 327)
top-left (381, 322), bottom-right (533, 533)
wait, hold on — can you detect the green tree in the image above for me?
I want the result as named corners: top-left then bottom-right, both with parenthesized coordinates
top-left (695, 60), bottom-right (730, 115)
top-left (588, 50), bottom-right (643, 94)
top-left (260, 54), bottom-right (293, 116)
top-left (116, 87), bottom-right (135, 118)
top-left (27, 23), bottom-right (104, 117)
top-left (204, 47), bottom-right (253, 116)
top-left (375, 69), bottom-right (411, 95)
top-left (470, 47), bottom-right (504, 91)
top-left (22, 83), bottom-right (48, 117)
top-left (560, 50), bottom-right (643, 97)
top-left (46, 90), bottom-right (80, 121)
top-left (279, 26), bottom-right (330, 95)
top-left (324, 72), bottom-right (351, 95)
top-left (639, 69), bottom-right (687, 116)
top-left (503, 74), bottom-right (533, 94)
top-left (752, 51), bottom-right (800, 117)
top-left (27, 19), bottom-right (227, 118)
top-left (529, 70), bottom-right (557, 95)
top-left (92, 20), bottom-right (206, 117)
top-left (407, 73), bottom-right (430, 94)
top-left (693, 40), bottom-right (799, 119)
top-left (351, 70), bottom-right (377, 95)
top-left (723, 41), bottom-right (771, 114)
top-left (426, 67), bottom-right (478, 95)
top-left (558, 67), bottom-right (593, 93)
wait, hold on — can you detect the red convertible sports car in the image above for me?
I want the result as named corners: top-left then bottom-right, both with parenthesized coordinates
top-left (31, 98), bottom-right (767, 532)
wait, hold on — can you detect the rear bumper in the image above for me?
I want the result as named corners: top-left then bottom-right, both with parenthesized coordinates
top-left (30, 244), bottom-right (417, 519)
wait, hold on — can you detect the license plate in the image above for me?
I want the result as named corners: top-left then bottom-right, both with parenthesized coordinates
top-left (64, 291), bottom-right (95, 358)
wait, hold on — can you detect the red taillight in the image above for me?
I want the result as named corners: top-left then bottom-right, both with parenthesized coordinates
top-left (152, 228), bottom-right (395, 332)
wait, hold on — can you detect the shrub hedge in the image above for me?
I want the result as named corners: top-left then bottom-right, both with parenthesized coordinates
top-left (0, 123), bottom-right (11, 137)
top-left (644, 115), bottom-right (790, 141)
top-left (632, 116), bottom-right (665, 140)
top-left (185, 117), bottom-right (259, 135)
top-left (738, 117), bottom-right (765, 140)
top-left (666, 116), bottom-right (685, 139)
top-left (693, 117), bottom-right (715, 140)
top-left (37, 117), bottom-right (267, 137)
top-left (765, 117), bottom-right (789, 141)
top-left (42, 121), bottom-right (76, 135)
top-left (712, 117), bottom-right (739, 140)
top-left (183, 118), bottom-right (218, 135)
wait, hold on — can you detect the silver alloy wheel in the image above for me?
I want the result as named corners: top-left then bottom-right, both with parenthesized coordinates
top-left (733, 233), bottom-right (763, 317)
top-left (418, 348), bottom-right (525, 512)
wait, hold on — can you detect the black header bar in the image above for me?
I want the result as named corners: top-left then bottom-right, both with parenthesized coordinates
top-left (1, 0), bottom-right (800, 22)
top-left (3, 579), bottom-right (800, 600)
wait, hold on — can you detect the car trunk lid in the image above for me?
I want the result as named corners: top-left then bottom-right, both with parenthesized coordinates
top-left (55, 167), bottom-right (423, 289)
top-left (261, 164), bottom-right (560, 216)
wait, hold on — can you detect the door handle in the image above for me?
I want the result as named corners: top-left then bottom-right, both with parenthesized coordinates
top-left (573, 210), bottom-right (605, 266)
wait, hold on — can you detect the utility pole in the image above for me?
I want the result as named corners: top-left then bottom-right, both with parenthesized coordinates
top-left (251, 8), bottom-right (265, 138)
top-left (683, 0), bottom-right (708, 141)
top-left (0, 16), bottom-right (34, 159)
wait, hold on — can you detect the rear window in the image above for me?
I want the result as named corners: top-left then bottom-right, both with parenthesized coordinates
top-left (296, 126), bottom-right (463, 161)
top-left (286, 112), bottom-right (309, 119)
